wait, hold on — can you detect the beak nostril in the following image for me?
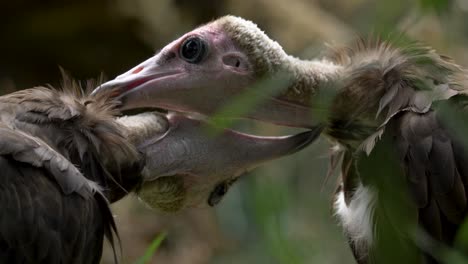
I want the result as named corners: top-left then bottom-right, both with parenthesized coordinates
top-left (132, 66), bottom-right (144, 74)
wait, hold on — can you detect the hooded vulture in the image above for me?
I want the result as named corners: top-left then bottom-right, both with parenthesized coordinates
top-left (0, 74), bottom-right (316, 264)
top-left (94, 15), bottom-right (468, 263)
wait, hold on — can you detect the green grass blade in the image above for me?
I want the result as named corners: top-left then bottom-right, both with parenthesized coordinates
top-left (134, 231), bottom-right (167, 264)
top-left (205, 72), bottom-right (291, 135)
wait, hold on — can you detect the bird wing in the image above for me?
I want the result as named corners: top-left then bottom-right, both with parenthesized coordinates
top-left (395, 95), bottom-right (468, 241)
top-left (349, 94), bottom-right (468, 263)
top-left (0, 124), bottom-right (118, 264)
top-left (0, 85), bottom-right (143, 202)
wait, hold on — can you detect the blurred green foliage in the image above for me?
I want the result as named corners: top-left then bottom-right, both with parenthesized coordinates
top-left (420, 0), bottom-right (451, 14)
top-left (207, 72), bottom-right (291, 134)
top-left (135, 232), bottom-right (167, 264)
top-left (249, 177), bottom-right (304, 264)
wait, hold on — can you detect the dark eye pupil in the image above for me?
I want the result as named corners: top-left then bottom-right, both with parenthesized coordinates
top-left (180, 37), bottom-right (205, 63)
top-left (184, 41), bottom-right (198, 57)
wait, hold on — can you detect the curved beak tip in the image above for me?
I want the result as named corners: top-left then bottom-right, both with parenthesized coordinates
top-left (292, 125), bottom-right (324, 154)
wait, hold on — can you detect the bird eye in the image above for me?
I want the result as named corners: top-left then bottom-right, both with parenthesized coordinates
top-left (180, 37), bottom-right (206, 63)
top-left (208, 182), bottom-right (229, 206)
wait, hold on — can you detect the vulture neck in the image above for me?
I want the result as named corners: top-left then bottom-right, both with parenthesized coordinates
top-left (276, 55), bottom-right (386, 149)
top-left (257, 56), bottom-right (343, 128)
top-left (276, 56), bottom-right (342, 107)
top-left (277, 42), bottom-right (463, 151)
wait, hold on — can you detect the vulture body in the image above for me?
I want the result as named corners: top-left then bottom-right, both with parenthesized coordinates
top-left (0, 81), bottom-right (136, 263)
top-left (96, 16), bottom-right (468, 263)
top-left (0, 75), bottom-right (313, 263)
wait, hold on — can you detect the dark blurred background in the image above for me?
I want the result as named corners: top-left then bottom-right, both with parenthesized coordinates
top-left (1, 0), bottom-right (466, 263)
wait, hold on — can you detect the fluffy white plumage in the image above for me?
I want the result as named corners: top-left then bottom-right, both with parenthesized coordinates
top-left (117, 112), bottom-right (168, 145)
top-left (334, 184), bottom-right (376, 253)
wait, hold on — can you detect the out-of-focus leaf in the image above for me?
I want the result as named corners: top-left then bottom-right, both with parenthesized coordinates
top-left (134, 231), bottom-right (167, 264)
top-left (206, 72), bottom-right (291, 135)
top-left (454, 220), bottom-right (468, 261)
top-left (249, 176), bottom-right (304, 264)
top-left (436, 98), bottom-right (468, 150)
top-left (442, 251), bottom-right (468, 264)
top-left (357, 135), bottom-right (420, 264)
top-left (439, 100), bottom-right (468, 262)
top-left (419, 0), bottom-right (451, 14)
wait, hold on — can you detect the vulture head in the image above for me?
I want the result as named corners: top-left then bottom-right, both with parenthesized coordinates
top-left (119, 112), bottom-right (318, 212)
top-left (92, 15), bottom-right (328, 211)
top-left (94, 15), bottom-right (340, 129)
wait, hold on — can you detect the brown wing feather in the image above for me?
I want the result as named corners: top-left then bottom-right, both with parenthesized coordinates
top-left (397, 108), bottom-right (468, 236)
top-left (331, 38), bottom-right (468, 264)
top-left (0, 124), bottom-right (119, 263)
top-left (0, 156), bottom-right (114, 264)
top-left (365, 95), bottom-right (468, 264)
top-left (342, 97), bottom-right (468, 263)
top-left (0, 82), bottom-right (143, 201)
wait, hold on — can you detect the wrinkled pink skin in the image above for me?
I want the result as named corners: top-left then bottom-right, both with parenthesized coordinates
top-left (100, 25), bottom-right (253, 114)
top-left (93, 22), bottom-right (322, 207)
top-left (93, 24), bottom-right (314, 128)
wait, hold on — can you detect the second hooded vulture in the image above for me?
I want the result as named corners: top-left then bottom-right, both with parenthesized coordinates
top-left (95, 15), bottom-right (468, 263)
top-left (0, 75), bottom-right (316, 264)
